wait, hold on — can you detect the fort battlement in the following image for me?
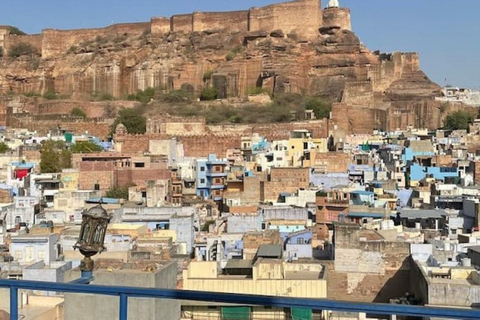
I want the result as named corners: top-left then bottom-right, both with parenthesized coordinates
top-left (0, 0), bottom-right (353, 58)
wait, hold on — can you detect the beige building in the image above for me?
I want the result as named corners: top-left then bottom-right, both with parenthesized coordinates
top-left (182, 259), bottom-right (327, 319)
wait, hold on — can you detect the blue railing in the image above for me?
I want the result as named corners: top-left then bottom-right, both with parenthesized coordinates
top-left (1, 278), bottom-right (480, 320)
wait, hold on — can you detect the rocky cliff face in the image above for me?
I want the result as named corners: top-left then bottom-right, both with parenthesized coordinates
top-left (0, 23), bottom-right (450, 133)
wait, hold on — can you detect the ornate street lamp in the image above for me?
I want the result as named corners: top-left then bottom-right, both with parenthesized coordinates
top-left (73, 204), bottom-right (111, 278)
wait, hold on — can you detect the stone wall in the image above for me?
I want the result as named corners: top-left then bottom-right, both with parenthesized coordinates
top-left (367, 52), bottom-right (421, 93)
top-left (115, 167), bottom-right (170, 188)
top-left (313, 152), bottom-right (351, 173)
top-left (171, 14), bottom-right (193, 33)
top-left (322, 7), bottom-right (351, 30)
top-left (27, 100), bottom-right (136, 118)
top-left (342, 81), bottom-right (374, 106)
top-left (152, 0), bottom-right (321, 39)
top-left (127, 119), bottom-right (329, 157)
top-left (330, 103), bottom-right (387, 136)
top-left (10, 116), bottom-right (110, 139)
top-left (42, 22), bottom-right (150, 58)
top-left (249, 0), bottom-right (321, 39)
top-left (150, 17), bottom-right (170, 35)
top-left (78, 161), bottom-right (115, 192)
top-left (330, 224), bottom-right (411, 302)
top-left (193, 11), bottom-right (249, 33)
top-left (262, 167), bottom-right (310, 202)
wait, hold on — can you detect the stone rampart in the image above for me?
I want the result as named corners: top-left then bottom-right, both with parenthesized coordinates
top-left (322, 7), bottom-right (351, 30)
top-left (249, 0), bottom-right (321, 39)
top-left (42, 22), bottom-right (150, 58)
top-left (368, 52), bottom-right (421, 92)
top-left (0, 0), bottom-right (334, 60)
top-left (342, 80), bottom-right (374, 106)
top-left (150, 17), bottom-right (170, 35)
top-left (193, 11), bottom-right (249, 32)
top-left (171, 14), bottom-right (193, 33)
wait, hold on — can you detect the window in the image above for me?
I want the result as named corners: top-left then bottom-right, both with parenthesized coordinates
top-left (14, 251), bottom-right (22, 260)
top-left (200, 179), bottom-right (205, 184)
top-left (200, 167), bottom-right (205, 172)
top-left (297, 237), bottom-right (305, 244)
top-left (134, 162), bottom-right (145, 168)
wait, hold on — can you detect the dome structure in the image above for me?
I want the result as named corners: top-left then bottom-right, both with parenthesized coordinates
top-left (115, 123), bottom-right (128, 135)
top-left (85, 204), bottom-right (109, 219)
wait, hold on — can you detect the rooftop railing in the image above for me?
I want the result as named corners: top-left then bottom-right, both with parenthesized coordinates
top-left (1, 278), bottom-right (480, 320)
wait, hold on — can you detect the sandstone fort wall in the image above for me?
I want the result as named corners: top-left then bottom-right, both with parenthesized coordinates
top-left (41, 22), bottom-right (150, 58)
top-left (193, 11), bottom-right (249, 33)
top-left (171, 14), bottom-right (193, 33)
top-left (150, 17), bottom-right (170, 35)
top-left (367, 52), bottom-right (420, 92)
top-left (249, 0), bottom-right (321, 39)
top-left (1, 0), bottom-right (333, 59)
top-left (322, 7), bottom-right (351, 31)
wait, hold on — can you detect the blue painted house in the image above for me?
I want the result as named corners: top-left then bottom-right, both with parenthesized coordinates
top-left (196, 154), bottom-right (228, 205)
top-left (284, 229), bottom-right (313, 259)
top-left (409, 163), bottom-right (458, 183)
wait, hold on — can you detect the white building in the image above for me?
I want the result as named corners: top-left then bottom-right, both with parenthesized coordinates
top-left (4, 196), bottom-right (39, 229)
top-left (436, 86), bottom-right (480, 107)
top-left (10, 234), bottom-right (60, 265)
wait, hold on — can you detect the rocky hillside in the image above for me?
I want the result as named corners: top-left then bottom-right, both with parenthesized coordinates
top-left (0, 21), bottom-right (464, 133)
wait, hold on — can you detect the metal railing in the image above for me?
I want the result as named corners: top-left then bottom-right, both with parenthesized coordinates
top-left (1, 278), bottom-right (480, 320)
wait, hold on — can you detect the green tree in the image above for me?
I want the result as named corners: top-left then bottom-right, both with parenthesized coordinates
top-left (40, 140), bottom-right (72, 173)
top-left (106, 186), bottom-right (129, 199)
top-left (70, 107), bottom-right (87, 118)
top-left (70, 141), bottom-right (103, 153)
top-left (59, 149), bottom-right (72, 170)
top-left (9, 26), bottom-right (26, 35)
top-left (443, 111), bottom-right (475, 130)
top-left (110, 107), bottom-right (147, 136)
top-left (200, 86), bottom-right (218, 101)
top-left (0, 142), bottom-right (9, 153)
top-left (305, 97), bottom-right (332, 119)
top-left (127, 87), bottom-right (156, 104)
top-left (43, 90), bottom-right (58, 100)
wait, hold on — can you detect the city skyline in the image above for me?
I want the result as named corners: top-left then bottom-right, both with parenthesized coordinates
top-left (0, 0), bottom-right (478, 89)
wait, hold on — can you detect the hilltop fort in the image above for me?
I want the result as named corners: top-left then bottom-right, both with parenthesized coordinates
top-left (0, 0), bottom-right (350, 58)
top-left (0, 0), bottom-right (470, 136)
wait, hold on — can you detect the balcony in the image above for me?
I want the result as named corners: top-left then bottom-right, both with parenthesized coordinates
top-left (206, 171), bottom-right (227, 178)
top-left (1, 279), bottom-right (479, 320)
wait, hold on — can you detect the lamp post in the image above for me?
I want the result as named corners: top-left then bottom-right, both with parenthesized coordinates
top-left (73, 204), bottom-right (111, 280)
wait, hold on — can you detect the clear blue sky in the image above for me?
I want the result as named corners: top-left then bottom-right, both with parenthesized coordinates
top-left (1, 0), bottom-right (478, 89)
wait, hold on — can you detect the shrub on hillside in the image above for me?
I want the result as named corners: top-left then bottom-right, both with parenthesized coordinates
top-left (8, 42), bottom-right (37, 58)
top-left (70, 107), bottom-right (87, 118)
top-left (200, 86), bottom-right (218, 101)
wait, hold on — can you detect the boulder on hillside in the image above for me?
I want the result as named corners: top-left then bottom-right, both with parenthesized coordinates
top-left (270, 30), bottom-right (285, 38)
top-left (244, 30), bottom-right (268, 42)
